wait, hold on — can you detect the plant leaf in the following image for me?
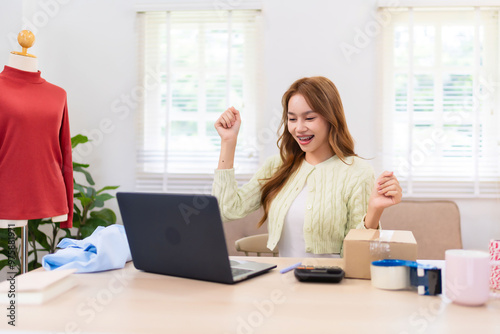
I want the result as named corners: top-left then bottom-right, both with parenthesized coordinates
top-left (95, 193), bottom-right (114, 202)
top-left (86, 187), bottom-right (96, 198)
top-left (0, 259), bottom-right (11, 273)
top-left (90, 200), bottom-right (101, 210)
top-left (73, 204), bottom-right (82, 216)
top-left (71, 134), bottom-right (89, 149)
top-left (73, 162), bottom-right (90, 168)
top-left (0, 229), bottom-right (11, 248)
top-left (90, 208), bottom-right (117, 224)
top-left (91, 192), bottom-right (114, 209)
top-left (73, 183), bottom-right (86, 194)
top-left (78, 197), bottom-right (93, 207)
top-left (73, 166), bottom-right (95, 185)
top-left (96, 185), bottom-right (119, 194)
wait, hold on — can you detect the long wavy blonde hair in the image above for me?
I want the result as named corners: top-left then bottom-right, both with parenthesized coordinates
top-left (258, 76), bottom-right (357, 227)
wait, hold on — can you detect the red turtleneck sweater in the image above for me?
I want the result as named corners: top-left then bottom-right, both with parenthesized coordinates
top-left (0, 66), bottom-right (73, 228)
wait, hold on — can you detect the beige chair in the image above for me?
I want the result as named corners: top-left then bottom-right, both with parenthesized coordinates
top-left (380, 200), bottom-right (462, 260)
top-left (235, 233), bottom-right (278, 257)
top-left (222, 209), bottom-right (278, 256)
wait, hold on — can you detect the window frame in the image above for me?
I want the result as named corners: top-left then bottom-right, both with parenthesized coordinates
top-left (135, 8), bottom-right (263, 193)
top-left (379, 6), bottom-right (500, 198)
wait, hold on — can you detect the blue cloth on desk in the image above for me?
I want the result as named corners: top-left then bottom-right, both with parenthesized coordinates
top-left (42, 224), bottom-right (132, 273)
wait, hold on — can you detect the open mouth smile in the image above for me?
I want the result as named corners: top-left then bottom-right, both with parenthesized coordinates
top-left (297, 135), bottom-right (314, 145)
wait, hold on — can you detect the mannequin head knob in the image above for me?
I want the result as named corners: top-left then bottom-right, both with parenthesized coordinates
top-left (17, 30), bottom-right (35, 49)
top-left (11, 30), bottom-right (36, 58)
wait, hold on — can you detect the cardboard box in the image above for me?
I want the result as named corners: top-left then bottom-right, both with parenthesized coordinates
top-left (343, 229), bottom-right (417, 279)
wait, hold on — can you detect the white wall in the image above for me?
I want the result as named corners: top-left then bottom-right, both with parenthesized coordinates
top-left (261, 0), bottom-right (379, 160)
top-left (0, 1), bottom-right (22, 66)
top-left (0, 0), bottom-right (498, 251)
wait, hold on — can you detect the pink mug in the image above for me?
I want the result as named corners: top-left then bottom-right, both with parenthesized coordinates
top-left (490, 240), bottom-right (500, 290)
top-left (445, 249), bottom-right (500, 306)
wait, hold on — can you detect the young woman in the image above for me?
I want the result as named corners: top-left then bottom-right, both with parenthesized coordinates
top-left (213, 76), bottom-right (402, 257)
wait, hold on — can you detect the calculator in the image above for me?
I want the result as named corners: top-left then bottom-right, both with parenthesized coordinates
top-left (294, 265), bottom-right (345, 283)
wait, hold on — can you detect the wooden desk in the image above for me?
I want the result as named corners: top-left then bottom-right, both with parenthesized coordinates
top-left (2, 257), bottom-right (499, 333)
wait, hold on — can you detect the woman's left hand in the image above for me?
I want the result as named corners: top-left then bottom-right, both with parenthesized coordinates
top-left (369, 171), bottom-right (402, 210)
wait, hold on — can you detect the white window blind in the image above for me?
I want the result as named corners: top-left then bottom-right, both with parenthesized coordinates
top-left (136, 10), bottom-right (262, 193)
top-left (381, 7), bottom-right (500, 197)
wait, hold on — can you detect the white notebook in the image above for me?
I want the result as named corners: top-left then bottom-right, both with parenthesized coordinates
top-left (0, 269), bottom-right (77, 304)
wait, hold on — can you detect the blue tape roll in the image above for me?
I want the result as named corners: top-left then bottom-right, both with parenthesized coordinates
top-left (372, 259), bottom-right (414, 267)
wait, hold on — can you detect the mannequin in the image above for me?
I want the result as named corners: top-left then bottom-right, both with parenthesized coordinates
top-left (0, 30), bottom-right (73, 231)
top-left (0, 52), bottom-right (67, 228)
top-left (0, 53), bottom-right (67, 227)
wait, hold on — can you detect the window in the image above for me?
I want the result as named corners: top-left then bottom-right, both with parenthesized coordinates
top-left (381, 6), bottom-right (500, 197)
top-left (136, 10), bottom-right (262, 193)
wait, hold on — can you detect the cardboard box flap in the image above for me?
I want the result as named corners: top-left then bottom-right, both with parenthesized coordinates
top-left (344, 229), bottom-right (416, 244)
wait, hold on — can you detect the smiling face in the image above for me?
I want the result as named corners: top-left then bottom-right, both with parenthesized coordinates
top-left (287, 93), bottom-right (334, 165)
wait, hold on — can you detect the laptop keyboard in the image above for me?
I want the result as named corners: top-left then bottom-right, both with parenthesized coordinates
top-left (231, 267), bottom-right (252, 277)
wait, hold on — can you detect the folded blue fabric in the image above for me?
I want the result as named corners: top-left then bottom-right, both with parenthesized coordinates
top-left (42, 224), bottom-right (132, 273)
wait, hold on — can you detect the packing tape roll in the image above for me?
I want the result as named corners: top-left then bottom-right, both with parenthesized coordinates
top-left (490, 240), bottom-right (500, 290)
top-left (370, 259), bottom-right (442, 295)
top-left (370, 259), bottom-right (410, 290)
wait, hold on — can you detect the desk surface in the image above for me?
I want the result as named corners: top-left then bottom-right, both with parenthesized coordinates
top-left (2, 257), bottom-right (499, 334)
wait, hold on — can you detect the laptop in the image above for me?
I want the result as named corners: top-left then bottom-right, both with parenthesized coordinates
top-left (116, 192), bottom-right (276, 284)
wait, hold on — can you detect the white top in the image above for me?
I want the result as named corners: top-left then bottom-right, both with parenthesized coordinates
top-left (278, 185), bottom-right (340, 258)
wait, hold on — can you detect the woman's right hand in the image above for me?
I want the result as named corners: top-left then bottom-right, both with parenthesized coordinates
top-left (214, 106), bottom-right (241, 142)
